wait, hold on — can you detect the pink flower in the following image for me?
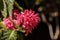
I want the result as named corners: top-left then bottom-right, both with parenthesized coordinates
top-left (12, 9), bottom-right (21, 25)
top-left (2, 9), bottom-right (40, 36)
top-left (21, 9), bottom-right (40, 36)
top-left (2, 17), bottom-right (16, 30)
top-left (2, 9), bottom-right (21, 30)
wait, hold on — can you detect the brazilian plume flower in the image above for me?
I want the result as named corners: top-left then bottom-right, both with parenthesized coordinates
top-left (2, 9), bottom-right (21, 30)
top-left (12, 9), bottom-right (21, 26)
top-left (21, 9), bottom-right (40, 36)
top-left (2, 9), bottom-right (40, 36)
top-left (2, 17), bottom-right (16, 30)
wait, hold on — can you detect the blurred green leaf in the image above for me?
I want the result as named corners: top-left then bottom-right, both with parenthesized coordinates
top-left (5, 0), bottom-right (15, 17)
top-left (0, 21), bottom-right (6, 30)
top-left (15, 1), bottom-right (23, 11)
top-left (1, 0), bottom-right (15, 18)
top-left (0, 30), bottom-right (2, 40)
top-left (1, 0), bottom-right (7, 18)
top-left (0, 0), bottom-right (3, 10)
top-left (1, 30), bottom-right (17, 40)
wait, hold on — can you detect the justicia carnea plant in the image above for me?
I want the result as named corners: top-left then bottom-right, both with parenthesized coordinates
top-left (0, 0), bottom-right (40, 40)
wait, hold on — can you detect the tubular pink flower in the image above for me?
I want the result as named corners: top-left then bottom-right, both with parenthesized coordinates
top-left (2, 17), bottom-right (16, 30)
top-left (2, 9), bottom-right (40, 36)
top-left (21, 9), bottom-right (40, 36)
top-left (2, 9), bottom-right (21, 30)
top-left (12, 9), bottom-right (21, 26)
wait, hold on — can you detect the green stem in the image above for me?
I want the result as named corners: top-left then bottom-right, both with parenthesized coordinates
top-left (15, 1), bottom-right (23, 11)
top-left (0, 22), bottom-right (7, 30)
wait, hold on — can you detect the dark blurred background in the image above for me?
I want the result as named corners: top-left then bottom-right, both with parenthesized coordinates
top-left (16, 0), bottom-right (60, 40)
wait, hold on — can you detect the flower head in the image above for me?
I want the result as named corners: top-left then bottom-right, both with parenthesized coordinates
top-left (12, 9), bottom-right (22, 26)
top-left (2, 17), bottom-right (16, 30)
top-left (2, 9), bottom-right (40, 36)
top-left (21, 9), bottom-right (40, 36)
top-left (2, 9), bottom-right (21, 30)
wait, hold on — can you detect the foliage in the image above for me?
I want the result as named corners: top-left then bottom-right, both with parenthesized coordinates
top-left (5, 0), bottom-right (15, 17)
top-left (1, 0), bottom-right (7, 18)
top-left (1, 30), bottom-right (17, 40)
top-left (0, 0), bottom-right (3, 10)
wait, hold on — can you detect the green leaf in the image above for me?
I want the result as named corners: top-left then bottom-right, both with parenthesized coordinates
top-left (1, 0), bottom-right (15, 18)
top-left (5, 0), bottom-right (15, 17)
top-left (1, 0), bottom-right (7, 18)
top-left (15, 1), bottom-right (23, 11)
top-left (0, 30), bottom-right (2, 40)
top-left (0, 21), bottom-right (6, 30)
top-left (1, 30), bottom-right (17, 40)
top-left (0, 0), bottom-right (3, 10)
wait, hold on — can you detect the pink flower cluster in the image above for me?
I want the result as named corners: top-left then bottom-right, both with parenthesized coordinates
top-left (2, 9), bottom-right (21, 30)
top-left (21, 10), bottom-right (40, 36)
top-left (2, 9), bottom-right (40, 35)
top-left (2, 17), bottom-right (16, 30)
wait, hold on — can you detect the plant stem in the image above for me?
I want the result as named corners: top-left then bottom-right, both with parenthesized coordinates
top-left (15, 1), bottom-right (23, 11)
